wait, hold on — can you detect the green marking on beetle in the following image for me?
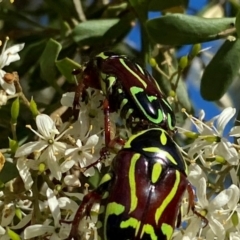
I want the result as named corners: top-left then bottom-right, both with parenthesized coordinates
top-left (135, 221), bottom-right (141, 237)
top-left (161, 223), bottom-right (173, 240)
top-left (124, 130), bottom-right (146, 148)
top-left (155, 171), bottom-right (180, 224)
top-left (126, 108), bottom-right (134, 120)
top-left (105, 202), bottom-right (125, 215)
top-left (129, 154), bottom-right (140, 213)
top-left (154, 79), bottom-right (162, 92)
top-left (119, 59), bottom-right (147, 88)
top-left (135, 63), bottom-right (145, 75)
top-left (120, 217), bottom-right (139, 233)
top-left (160, 131), bottom-right (167, 145)
top-left (125, 128), bottom-right (165, 148)
top-left (120, 98), bottom-right (128, 111)
top-left (167, 113), bottom-right (174, 131)
top-left (143, 147), bottom-right (177, 165)
top-left (135, 117), bottom-right (140, 122)
top-left (162, 98), bottom-right (172, 110)
top-left (148, 95), bottom-right (157, 101)
top-left (104, 202), bottom-right (125, 240)
top-left (140, 224), bottom-right (157, 240)
top-left (118, 88), bottom-right (123, 94)
top-left (99, 173), bottom-right (112, 186)
top-left (102, 191), bottom-right (109, 199)
top-left (130, 86), bottom-right (164, 124)
top-left (106, 75), bottom-right (116, 90)
top-left (97, 52), bottom-right (108, 59)
top-left (151, 162), bottom-right (162, 184)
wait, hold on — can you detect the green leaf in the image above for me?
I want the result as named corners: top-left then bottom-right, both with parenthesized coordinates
top-left (45, 0), bottom-right (75, 19)
top-left (201, 38), bottom-right (240, 101)
top-left (56, 58), bottom-right (82, 83)
top-left (128, 0), bottom-right (148, 22)
top-left (148, 0), bottom-right (188, 12)
top-left (0, 161), bottom-right (19, 183)
top-left (17, 40), bottom-right (47, 76)
top-left (146, 14), bottom-right (235, 45)
top-left (72, 19), bottom-right (120, 44)
top-left (39, 38), bottom-right (62, 92)
top-left (103, 12), bottom-right (135, 44)
top-left (88, 170), bottom-right (101, 189)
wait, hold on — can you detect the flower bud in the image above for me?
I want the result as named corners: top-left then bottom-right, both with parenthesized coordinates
top-left (189, 43), bottom-right (201, 59)
top-left (231, 211), bottom-right (239, 226)
top-left (38, 163), bottom-right (46, 174)
top-left (15, 208), bottom-right (22, 220)
top-left (11, 97), bottom-right (20, 123)
top-left (55, 184), bottom-right (62, 192)
top-left (30, 97), bottom-right (39, 117)
top-left (169, 90), bottom-right (176, 98)
top-left (179, 56), bottom-right (188, 70)
top-left (149, 58), bottom-right (157, 67)
top-left (215, 155), bottom-right (226, 164)
top-left (204, 135), bottom-right (220, 143)
top-left (7, 227), bottom-right (21, 240)
top-left (184, 131), bottom-right (199, 139)
top-left (9, 138), bottom-right (18, 154)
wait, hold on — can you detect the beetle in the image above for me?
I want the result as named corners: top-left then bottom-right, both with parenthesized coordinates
top-left (73, 52), bottom-right (176, 147)
top-left (67, 128), bottom-right (207, 240)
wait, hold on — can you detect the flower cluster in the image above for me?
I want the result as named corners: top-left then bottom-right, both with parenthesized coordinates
top-left (174, 107), bottom-right (240, 239)
top-left (1, 88), bottom-right (107, 239)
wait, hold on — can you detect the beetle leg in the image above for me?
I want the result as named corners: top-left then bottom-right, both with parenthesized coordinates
top-left (83, 148), bottom-right (110, 171)
top-left (68, 174), bottom-right (113, 240)
top-left (67, 191), bottom-right (102, 240)
top-left (107, 137), bottom-right (125, 153)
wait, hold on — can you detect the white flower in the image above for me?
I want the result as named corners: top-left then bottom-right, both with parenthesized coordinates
top-left (0, 37), bottom-right (24, 95)
top-left (65, 135), bottom-right (99, 177)
top-left (16, 157), bottom-right (34, 190)
top-left (184, 177), bottom-right (240, 239)
top-left (0, 201), bottom-right (32, 237)
top-left (188, 163), bottom-right (207, 186)
top-left (24, 188), bottom-right (70, 239)
top-left (182, 107), bottom-right (239, 166)
top-left (229, 231), bottom-right (240, 240)
top-left (61, 88), bottom-right (105, 137)
top-left (15, 114), bottom-right (68, 180)
top-left (61, 92), bottom-right (75, 107)
top-left (1, 203), bottom-right (15, 227)
top-left (0, 225), bottom-right (6, 237)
